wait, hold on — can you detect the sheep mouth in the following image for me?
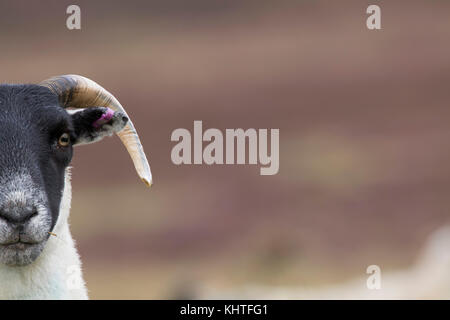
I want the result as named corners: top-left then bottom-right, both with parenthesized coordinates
top-left (0, 240), bottom-right (46, 266)
top-left (1, 240), bottom-right (40, 250)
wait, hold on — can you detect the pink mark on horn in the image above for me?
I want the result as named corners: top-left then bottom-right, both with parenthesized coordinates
top-left (92, 108), bottom-right (115, 128)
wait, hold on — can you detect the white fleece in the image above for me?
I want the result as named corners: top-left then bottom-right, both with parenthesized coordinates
top-left (0, 168), bottom-right (88, 300)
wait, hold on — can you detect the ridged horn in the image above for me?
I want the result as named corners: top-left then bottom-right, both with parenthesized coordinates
top-left (40, 75), bottom-right (152, 187)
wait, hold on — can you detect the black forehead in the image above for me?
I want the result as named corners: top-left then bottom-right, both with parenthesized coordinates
top-left (0, 84), bottom-right (71, 129)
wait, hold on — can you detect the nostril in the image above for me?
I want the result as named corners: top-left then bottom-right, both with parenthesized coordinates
top-left (22, 209), bottom-right (38, 223)
top-left (29, 210), bottom-right (38, 220)
top-left (0, 210), bottom-right (12, 223)
top-left (0, 208), bottom-right (38, 224)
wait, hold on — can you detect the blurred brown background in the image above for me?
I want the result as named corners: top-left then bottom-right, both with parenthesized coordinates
top-left (1, 0), bottom-right (449, 298)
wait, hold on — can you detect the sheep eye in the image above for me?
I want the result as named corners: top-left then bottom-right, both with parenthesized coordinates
top-left (58, 133), bottom-right (71, 147)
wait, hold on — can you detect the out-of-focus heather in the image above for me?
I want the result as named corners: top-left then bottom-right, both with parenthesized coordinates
top-left (0, 0), bottom-right (449, 298)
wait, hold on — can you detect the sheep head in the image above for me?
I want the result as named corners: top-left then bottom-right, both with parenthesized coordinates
top-left (0, 76), bottom-right (151, 266)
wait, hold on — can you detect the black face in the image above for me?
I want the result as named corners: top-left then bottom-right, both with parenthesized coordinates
top-left (0, 84), bottom-right (127, 266)
top-left (0, 85), bottom-right (73, 265)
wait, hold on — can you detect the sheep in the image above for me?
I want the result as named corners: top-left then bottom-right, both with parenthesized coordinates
top-left (0, 75), bottom-right (152, 299)
top-left (200, 227), bottom-right (450, 299)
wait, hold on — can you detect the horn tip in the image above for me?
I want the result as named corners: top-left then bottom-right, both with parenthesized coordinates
top-left (141, 177), bottom-right (153, 188)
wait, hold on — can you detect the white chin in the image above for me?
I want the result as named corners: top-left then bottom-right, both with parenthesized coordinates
top-left (0, 241), bottom-right (45, 266)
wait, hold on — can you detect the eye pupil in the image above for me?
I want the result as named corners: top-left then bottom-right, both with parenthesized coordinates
top-left (58, 133), bottom-right (70, 147)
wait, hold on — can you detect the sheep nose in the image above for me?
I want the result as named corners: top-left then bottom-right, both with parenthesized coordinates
top-left (0, 206), bottom-right (38, 225)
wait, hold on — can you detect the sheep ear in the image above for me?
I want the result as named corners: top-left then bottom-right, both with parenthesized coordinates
top-left (70, 107), bottom-right (128, 146)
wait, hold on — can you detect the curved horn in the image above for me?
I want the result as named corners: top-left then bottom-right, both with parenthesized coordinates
top-left (40, 75), bottom-right (152, 187)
